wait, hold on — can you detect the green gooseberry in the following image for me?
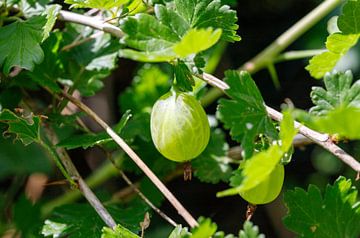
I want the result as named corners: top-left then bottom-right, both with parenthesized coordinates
top-left (150, 89), bottom-right (210, 162)
top-left (239, 164), bottom-right (284, 205)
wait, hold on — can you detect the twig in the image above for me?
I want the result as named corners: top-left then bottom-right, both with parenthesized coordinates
top-left (61, 92), bottom-right (198, 228)
top-left (61, 32), bottom-right (103, 51)
top-left (58, 10), bottom-right (123, 38)
top-left (106, 153), bottom-right (177, 227)
top-left (198, 73), bottom-right (360, 173)
top-left (45, 128), bottom-right (117, 228)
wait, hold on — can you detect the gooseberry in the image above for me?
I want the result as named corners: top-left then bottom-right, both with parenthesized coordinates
top-left (150, 89), bottom-right (210, 162)
top-left (239, 164), bottom-right (284, 205)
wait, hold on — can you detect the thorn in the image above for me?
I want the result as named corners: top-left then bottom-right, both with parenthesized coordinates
top-left (356, 172), bottom-right (360, 181)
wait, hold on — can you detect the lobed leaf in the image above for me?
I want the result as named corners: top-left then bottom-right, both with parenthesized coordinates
top-left (0, 16), bottom-right (46, 74)
top-left (216, 70), bottom-right (277, 158)
top-left (310, 70), bottom-right (360, 115)
top-left (283, 176), bottom-right (360, 238)
top-left (0, 109), bottom-right (41, 145)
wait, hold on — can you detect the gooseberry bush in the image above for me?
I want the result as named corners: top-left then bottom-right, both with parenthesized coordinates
top-left (0, 0), bottom-right (360, 237)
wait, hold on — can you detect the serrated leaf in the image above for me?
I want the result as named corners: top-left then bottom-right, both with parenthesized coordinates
top-left (306, 33), bottom-right (359, 79)
top-left (192, 129), bottom-right (233, 184)
top-left (217, 70), bottom-right (277, 158)
top-left (0, 16), bottom-right (46, 74)
top-left (190, 217), bottom-right (217, 238)
top-left (41, 220), bottom-right (68, 238)
top-left (283, 176), bottom-right (360, 238)
top-left (217, 110), bottom-right (297, 197)
top-left (173, 28), bottom-right (222, 58)
top-left (42, 4), bottom-right (62, 41)
top-left (168, 225), bottom-right (191, 238)
top-left (239, 221), bottom-right (265, 238)
top-left (0, 109), bottom-right (41, 145)
top-left (174, 0), bottom-right (240, 42)
top-left (119, 0), bottom-right (239, 63)
top-left (57, 110), bottom-right (131, 149)
top-left (337, 0), bottom-right (360, 34)
top-left (310, 70), bottom-right (360, 115)
top-left (119, 64), bottom-right (171, 113)
top-left (101, 224), bottom-right (140, 238)
top-left (65, 0), bottom-right (129, 10)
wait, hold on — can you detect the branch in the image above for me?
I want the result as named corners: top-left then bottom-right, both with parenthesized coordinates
top-left (199, 72), bottom-right (360, 174)
top-left (61, 92), bottom-right (198, 228)
top-left (44, 128), bottom-right (117, 228)
top-left (58, 10), bottom-right (123, 38)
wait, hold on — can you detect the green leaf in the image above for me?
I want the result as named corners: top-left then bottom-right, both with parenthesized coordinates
top-left (337, 0), bottom-right (360, 34)
top-left (57, 110), bottom-right (131, 149)
top-left (101, 224), bottom-right (140, 238)
top-left (49, 202), bottom-right (148, 237)
top-left (309, 106), bottom-right (360, 140)
top-left (0, 109), bottom-right (41, 145)
top-left (119, 64), bottom-right (171, 113)
top-left (283, 176), bottom-right (360, 238)
top-left (174, 60), bottom-right (195, 92)
top-left (217, 110), bottom-right (297, 197)
top-left (119, 0), bottom-right (239, 62)
top-left (174, 0), bottom-right (240, 42)
top-left (306, 33), bottom-right (359, 79)
top-left (65, 0), bottom-right (129, 10)
top-left (60, 24), bottom-right (121, 96)
top-left (216, 70), bottom-right (277, 158)
top-left (0, 16), bottom-right (46, 74)
top-left (190, 217), bottom-right (217, 238)
top-left (192, 129), bottom-right (233, 184)
top-left (306, 0), bottom-right (360, 79)
top-left (27, 32), bottom-right (63, 93)
top-left (13, 195), bottom-right (42, 236)
top-left (168, 225), bottom-right (191, 238)
top-left (173, 28), bottom-right (222, 58)
top-left (41, 220), bottom-right (68, 238)
top-left (239, 221), bottom-right (265, 238)
top-left (42, 4), bottom-right (62, 42)
top-left (0, 136), bottom-right (51, 179)
top-left (310, 70), bottom-right (360, 116)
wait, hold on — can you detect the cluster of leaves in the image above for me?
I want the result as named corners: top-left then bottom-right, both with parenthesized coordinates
top-left (306, 0), bottom-right (360, 79)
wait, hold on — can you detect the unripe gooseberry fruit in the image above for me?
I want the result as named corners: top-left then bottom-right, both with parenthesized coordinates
top-left (150, 90), bottom-right (210, 162)
top-left (239, 164), bottom-right (284, 205)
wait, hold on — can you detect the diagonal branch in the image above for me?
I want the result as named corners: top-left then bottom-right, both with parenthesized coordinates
top-left (61, 92), bottom-right (198, 228)
top-left (200, 72), bottom-right (360, 174)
